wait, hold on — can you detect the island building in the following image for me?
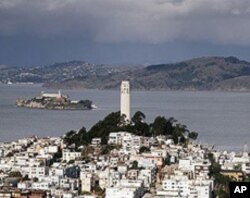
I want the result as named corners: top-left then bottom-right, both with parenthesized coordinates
top-left (40, 90), bottom-right (63, 99)
top-left (120, 80), bottom-right (131, 121)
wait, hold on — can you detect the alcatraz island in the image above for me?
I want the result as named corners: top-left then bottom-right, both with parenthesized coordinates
top-left (16, 90), bottom-right (94, 110)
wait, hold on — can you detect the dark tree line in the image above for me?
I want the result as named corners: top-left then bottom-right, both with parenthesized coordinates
top-left (63, 111), bottom-right (198, 148)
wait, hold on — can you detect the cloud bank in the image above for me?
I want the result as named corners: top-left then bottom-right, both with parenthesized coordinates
top-left (1, 0), bottom-right (250, 45)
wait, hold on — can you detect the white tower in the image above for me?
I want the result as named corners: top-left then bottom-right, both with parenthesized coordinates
top-left (243, 143), bottom-right (249, 158)
top-left (120, 80), bottom-right (130, 121)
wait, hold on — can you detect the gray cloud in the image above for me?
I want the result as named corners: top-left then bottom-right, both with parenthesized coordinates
top-left (1, 0), bottom-right (250, 45)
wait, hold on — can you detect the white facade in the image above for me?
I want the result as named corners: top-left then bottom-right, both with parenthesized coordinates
top-left (80, 172), bottom-right (93, 192)
top-left (91, 138), bottom-right (101, 147)
top-left (29, 165), bottom-right (48, 178)
top-left (108, 132), bottom-right (131, 145)
top-left (106, 187), bottom-right (142, 198)
top-left (46, 146), bottom-right (59, 153)
top-left (138, 168), bottom-right (156, 188)
top-left (32, 181), bottom-right (50, 190)
top-left (41, 90), bottom-right (62, 98)
top-left (120, 81), bottom-right (130, 121)
top-left (81, 163), bottom-right (97, 173)
top-left (49, 167), bottom-right (64, 176)
top-left (99, 168), bottom-right (110, 189)
top-left (108, 132), bottom-right (149, 152)
top-left (106, 180), bottom-right (145, 198)
top-left (17, 181), bottom-right (32, 189)
top-left (160, 175), bottom-right (212, 198)
top-left (109, 171), bottom-right (121, 187)
top-left (62, 149), bottom-right (81, 162)
top-left (242, 162), bottom-right (250, 174)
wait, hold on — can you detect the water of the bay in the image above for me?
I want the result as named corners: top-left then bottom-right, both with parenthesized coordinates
top-left (0, 84), bottom-right (250, 151)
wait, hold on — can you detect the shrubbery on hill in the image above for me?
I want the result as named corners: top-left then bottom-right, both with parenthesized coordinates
top-left (63, 111), bottom-right (198, 148)
top-left (64, 111), bottom-right (198, 148)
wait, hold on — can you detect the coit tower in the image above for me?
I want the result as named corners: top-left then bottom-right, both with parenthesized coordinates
top-left (120, 80), bottom-right (130, 121)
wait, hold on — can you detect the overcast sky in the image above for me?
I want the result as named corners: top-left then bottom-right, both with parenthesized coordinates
top-left (1, 0), bottom-right (250, 66)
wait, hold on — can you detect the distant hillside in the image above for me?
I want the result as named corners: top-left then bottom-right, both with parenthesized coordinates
top-left (0, 60), bottom-right (138, 85)
top-left (44, 56), bottom-right (250, 91)
top-left (2, 56), bottom-right (250, 91)
top-left (136, 56), bottom-right (250, 90)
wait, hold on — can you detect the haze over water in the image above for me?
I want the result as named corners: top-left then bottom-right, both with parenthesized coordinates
top-left (0, 84), bottom-right (250, 151)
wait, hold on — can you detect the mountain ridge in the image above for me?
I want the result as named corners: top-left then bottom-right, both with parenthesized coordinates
top-left (2, 56), bottom-right (250, 91)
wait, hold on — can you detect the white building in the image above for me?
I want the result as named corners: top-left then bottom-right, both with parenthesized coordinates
top-left (109, 170), bottom-right (121, 187)
top-left (242, 162), bottom-right (250, 174)
top-left (91, 138), bottom-right (101, 147)
top-left (99, 168), bottom-right (110, 189)
top-left (49, 166), bottom-right (64, 176)
top-left (120, 81), bottom-right (130, 121)
top-left (80, 172), bottom-right (93, 192)
top-left (106, 180), bottom-right (145, 198)
top-left (62, 149), bottom-right (81, 162)
top-left (138, 168), bottom-right (156, 188)
top-left (108, 132), bottom-right (131, 145)
top-left (32, 181), bottom-right (50, 190)
top-left (45, 145), bottom-right (59, 154)
top-left (29, 165), bottom-right (48, 178)
top-left (106, 187), bottom-right (143, 198)
top-left (41, 90), bottom-right (63, 98)
top-left (60, 178), bottom-right (79, 190)
top-left (158, 174), bottom-right (212, 198)
top-left (17, 181), bottom-right (32, 189)
top-left (81, 163), bottom-right (97, 173)
top-left (108, 132), bottom-right (149, 152)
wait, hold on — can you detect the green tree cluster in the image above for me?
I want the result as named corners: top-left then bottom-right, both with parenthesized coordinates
top-left (63, 111), bottom-right (198, 148)
top-left (207, 153), bottom-right (231, 198)
top-left (8, 171), bottom-right (22, 178)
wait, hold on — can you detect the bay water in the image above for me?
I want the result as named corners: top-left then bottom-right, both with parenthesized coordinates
top-left (0, 84), bottom-right (250, 151)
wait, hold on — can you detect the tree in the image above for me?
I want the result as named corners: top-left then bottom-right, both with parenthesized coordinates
top-left (131, 160), bottom-right (138, 169)
top-left (68, 160), bottom-right (75, 164)
top-left (151, 116), bottom-right (175, 136)
top-left (6, 152), bottom-right (14, 157)
top-left (33, 177), bottom-right (38, 182)
top-left (88, 111), bottom-right (124, 142)
top-left (131, 111), bottom-right (150, 136)
top-left (93, 186), bottom-right (104, 196)
top-left (172, 124), bottom-right (187, 144)
top-left (208, 152), bottom-right (231, 197)
top-left (22, 175), bottom-right (29, 181)
top-left (64, 130), bottom-right (77, 145)
top-left (9, 171), bottom-right (22, 178)
top-left (244, 174), bottom-right (250, 182)
top-left (77, 127), bottom-right (90, 146)
top-left (132, 111), bottom-right (146, 124)
top-left (133, 122), bottom-right (150, 136)
top-left (188, 131), bottom-right (198, 140)
top-left (101, 145), bottom-right (112, 155)
top-left (63, 127), bottom-right (90, 149)
top-left (78, 100), bottom-right (92, 109)
top-left (151, 116), bottom-right (168, 136)
top-left (54, 149), bottom-right (62, 160)
top-left (139, 146), bottom-right (150, 153)
top-left (215, 188), bottom-right (229, 198)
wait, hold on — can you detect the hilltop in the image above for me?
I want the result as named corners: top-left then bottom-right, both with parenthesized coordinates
top-left (1, 56), bottom-right (250, 91)
top-left (138, 56), bottom-right (250, 90)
